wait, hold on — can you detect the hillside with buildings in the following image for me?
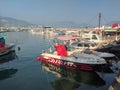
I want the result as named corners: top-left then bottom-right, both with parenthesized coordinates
top-left (0, 16), bottom-right (34, 27)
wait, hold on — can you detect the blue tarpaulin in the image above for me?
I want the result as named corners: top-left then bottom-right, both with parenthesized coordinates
top-left (0, 35), bottom-right (6, 43)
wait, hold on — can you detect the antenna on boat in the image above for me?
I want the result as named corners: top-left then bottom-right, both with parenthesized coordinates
top-left (98, 12), bottom-right (101, 30)
top-left (98, 12), bottom-right (103, 40)
top-left (48, 39), bottom-right (55, 49)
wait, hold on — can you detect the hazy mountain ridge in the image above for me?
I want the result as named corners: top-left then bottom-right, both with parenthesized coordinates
top-left (0, 16), bottom-right (120, 28)
top-left (0, 16), bottom-right (95, 28)
top-left (49, 21), bottom-right (93, 28)
top-left (0, 16), bottom-right (34, 27)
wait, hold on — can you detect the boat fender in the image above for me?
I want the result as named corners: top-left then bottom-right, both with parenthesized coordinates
top-left (37, 56), bottom-right (41, 62)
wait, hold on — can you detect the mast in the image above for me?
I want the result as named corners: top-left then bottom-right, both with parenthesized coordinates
top-left (98, 12), bottom-right (101, 29)
top-left (98, 12), bottom-right (103, 39)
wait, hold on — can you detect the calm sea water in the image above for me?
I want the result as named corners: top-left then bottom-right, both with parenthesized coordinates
top-left (0, 31), bottom-right (119, 90)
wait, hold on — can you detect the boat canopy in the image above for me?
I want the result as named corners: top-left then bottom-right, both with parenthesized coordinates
top-left (0, 35), bottom-right (6, 48)
top-left (0, 35), bottom-right (6, 43)
top-left (57, 36), bottom-right (77, 41)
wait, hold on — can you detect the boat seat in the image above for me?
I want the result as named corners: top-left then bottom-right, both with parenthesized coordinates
top-left (53, 51), bottom-right (57, 55)
top-left (67, 51), bottom-right (74, 56)
top-left (54, 51), bottom-right (73, 56)
top-left (53, 50), bottom-right (81, 56)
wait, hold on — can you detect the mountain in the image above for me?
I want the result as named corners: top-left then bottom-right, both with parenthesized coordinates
top-left (1, 16), bottom-right (119, 28)
top-left (0, 16), bottom-right (34, 27)
top-left (47, 21), bottom-right (93, 28)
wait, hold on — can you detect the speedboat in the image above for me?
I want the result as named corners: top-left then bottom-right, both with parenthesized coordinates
top-left (62, 36), bottom-right (119, 65)
top-left (38, 36), bottom-right (106, 71)
top-left (81, 49), bottom-right (119, 65)
top-left (57, 36), bottom-right (119, 65)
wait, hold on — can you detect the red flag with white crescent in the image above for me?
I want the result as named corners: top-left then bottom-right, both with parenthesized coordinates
top-left (112, 23), bottom-right (118, 28)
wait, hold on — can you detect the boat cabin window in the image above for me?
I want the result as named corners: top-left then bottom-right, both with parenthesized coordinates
top-left (92, 35), bottom-right (98, 40)
top-left (77, 43), bottom-right (83, 47)
top-left (91, 43), bottom-right (96, 47)
top-left (84, 38), bottom-right (90, 41)
top-left (71, 42), bottom-right (78, 46)
top-left (84, 43), bottom-right (89, 47)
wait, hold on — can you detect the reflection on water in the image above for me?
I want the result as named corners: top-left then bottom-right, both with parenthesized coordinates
top-left (0, 68), bottom-right (18, 80)
top-left (41, 61), bottom-right (105, 90)
top-left (94, 65), bottom-right (114, 73)
top-left (0, 51), bottom-right (18, 80)
top-left (0, 51), bottom-right (17, 64)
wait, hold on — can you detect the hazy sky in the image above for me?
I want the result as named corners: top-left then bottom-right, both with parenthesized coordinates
top-left (0, 0), bottom-right (120, 25)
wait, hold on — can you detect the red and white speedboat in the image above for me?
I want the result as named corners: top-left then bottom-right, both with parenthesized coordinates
top-left (39, 50), bottom-right (106, 71)
top-left (38, 36), bottom-right (106, 71)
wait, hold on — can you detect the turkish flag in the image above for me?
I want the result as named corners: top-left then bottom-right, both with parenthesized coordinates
top-left (112, 23), bottom-right (118, 28)
top-left (55, 44), bottom-right (67, 56)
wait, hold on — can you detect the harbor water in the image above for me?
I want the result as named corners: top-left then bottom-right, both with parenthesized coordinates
top-left (0, 31), bottom-right (120, 90)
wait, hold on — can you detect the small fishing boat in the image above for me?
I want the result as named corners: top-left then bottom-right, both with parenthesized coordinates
top-left (0, 43), bottom-right (15, 56)
top-left (38, 36), bottom-right (106, 71)
top-left (0, 35), bottom-right (15, 56)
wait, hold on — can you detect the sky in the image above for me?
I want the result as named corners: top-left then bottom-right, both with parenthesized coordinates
top-left (0, 0), bottom-right (120, 26)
